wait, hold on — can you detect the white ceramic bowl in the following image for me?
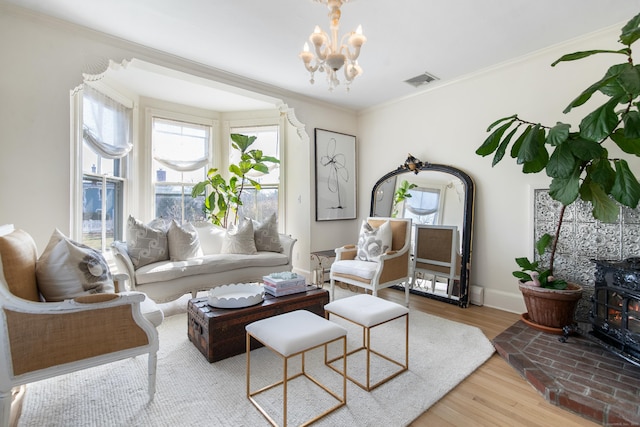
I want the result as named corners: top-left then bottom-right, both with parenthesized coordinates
top-left (207, 283), bottom-right (264, 308)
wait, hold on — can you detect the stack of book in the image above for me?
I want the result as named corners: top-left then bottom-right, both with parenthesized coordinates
top-left (263, 272), bottom-right (307, 297)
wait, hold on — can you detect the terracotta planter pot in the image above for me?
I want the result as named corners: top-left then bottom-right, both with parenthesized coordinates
top-left (518, 281), bottom-right (583, 329)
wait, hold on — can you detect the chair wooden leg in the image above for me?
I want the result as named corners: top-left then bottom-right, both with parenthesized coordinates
top-left (404, 282), bottom-right (410, 307)
top-left (0, 388), bottom-right (11, 427)
top-left (148, 351), bottom-right (157, 402)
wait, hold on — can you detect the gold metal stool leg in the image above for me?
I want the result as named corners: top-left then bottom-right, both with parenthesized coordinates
top-left (246, 332), bottom-right (347, 426)
top-left (326, 312), bottom-right (409, 391)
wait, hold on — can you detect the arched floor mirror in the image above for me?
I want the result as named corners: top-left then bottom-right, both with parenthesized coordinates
top-left (370, 155), bottom-right (475, 307)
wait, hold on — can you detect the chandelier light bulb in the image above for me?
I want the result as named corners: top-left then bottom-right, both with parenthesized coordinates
top-left (349, 25), bottom-right (366, 48)
top-left (299, 0), bottom-right (366, 91)
top-left (299, 43), bottom-right (314, 64)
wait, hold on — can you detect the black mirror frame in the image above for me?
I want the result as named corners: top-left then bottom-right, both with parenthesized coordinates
top-left (370, 161), bottom-right (475, 307)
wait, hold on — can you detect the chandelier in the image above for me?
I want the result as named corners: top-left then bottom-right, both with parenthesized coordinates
top-left (299, 0), bottom-right (366, 91)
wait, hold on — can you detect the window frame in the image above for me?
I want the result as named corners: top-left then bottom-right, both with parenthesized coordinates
top-left (71, 83), bottom-right (135, 250)
top-left (145, 108), bottom-right (217, 222)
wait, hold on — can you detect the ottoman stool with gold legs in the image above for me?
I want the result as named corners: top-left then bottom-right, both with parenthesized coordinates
top-left (324, 294), bottom-right (409, 391)
top-left (246, 310), bottom-right (347, 427)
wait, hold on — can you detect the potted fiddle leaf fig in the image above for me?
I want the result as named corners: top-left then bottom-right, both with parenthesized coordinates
top-left (476, 12), bottom-right (640, 330)
top-left (191, 133), bottom-right (279, 228)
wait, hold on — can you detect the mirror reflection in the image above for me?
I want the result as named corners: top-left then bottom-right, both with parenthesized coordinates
top-left (370, 158), bottom-right (474, 307)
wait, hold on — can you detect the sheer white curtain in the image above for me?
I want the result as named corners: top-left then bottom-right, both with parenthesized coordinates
top-left (83, 85), bottom-right (132, 159)
top-left (152, 117), bottom-right (209, 173)
top-left (406, 188), bottom-right (440, 216)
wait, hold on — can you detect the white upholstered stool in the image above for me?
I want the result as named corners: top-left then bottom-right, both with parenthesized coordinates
top-left (324, 294), bottom-right (409, 391)
top-left (245, 310), bottom-right (347, 427)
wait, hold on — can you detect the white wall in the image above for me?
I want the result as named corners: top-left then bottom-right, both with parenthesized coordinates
top-left (357, 24), bottom-right (640, 312)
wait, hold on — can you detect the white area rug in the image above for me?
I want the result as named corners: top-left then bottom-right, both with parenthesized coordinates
top-left (17, 290), bottom-right (495, 426)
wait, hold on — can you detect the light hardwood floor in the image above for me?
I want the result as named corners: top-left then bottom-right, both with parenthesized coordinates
top-left (373, 287), bottom-right (597, 427)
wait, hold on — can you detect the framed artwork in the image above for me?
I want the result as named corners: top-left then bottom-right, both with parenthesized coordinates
top-left (315, 128), bottom-right (357, 221)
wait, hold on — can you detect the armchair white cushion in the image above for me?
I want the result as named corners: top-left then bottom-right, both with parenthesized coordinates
top-left (330, 217), bottom-right (412, 306)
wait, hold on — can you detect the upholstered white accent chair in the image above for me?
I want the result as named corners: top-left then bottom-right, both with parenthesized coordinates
top-left (329, 217), bottom-right (412, 306)
top-left (0, 225), bottom-right (161, 427)
top-left (412, 224), bottom-right (461, 298)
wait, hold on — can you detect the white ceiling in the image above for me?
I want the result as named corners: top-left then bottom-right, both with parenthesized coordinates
top-left (5, 0), bottom-right (640, 111)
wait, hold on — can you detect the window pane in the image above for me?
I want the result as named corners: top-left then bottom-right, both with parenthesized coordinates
top-left (155, 184), bottom-right (206, 223)
top-left (104, 178), bottom-right (123, 245)
top-left (153, 118), bottom-right (208, 163)
top-left (82, 142), bottom-right (119, 176)
top-left (237, 188), bottom-right (279, 223)
top-left (152, 161), bottom-right (204, 184)
top-left (82, 175), bottom-right (123, 249)
top-left (83, 86), bottom-right (131, 154)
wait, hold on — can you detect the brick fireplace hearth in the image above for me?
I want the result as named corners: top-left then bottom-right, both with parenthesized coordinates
top-left (493, 321), bottom-right (640, 426)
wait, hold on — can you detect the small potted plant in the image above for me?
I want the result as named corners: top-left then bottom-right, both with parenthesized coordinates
top-left (476, 12), bottom-right (640, 331)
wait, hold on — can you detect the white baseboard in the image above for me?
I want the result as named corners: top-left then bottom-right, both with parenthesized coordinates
top-left (482, 288), bottom-right (525, 314)
top-left (470, 285), bottom-right (484, 306)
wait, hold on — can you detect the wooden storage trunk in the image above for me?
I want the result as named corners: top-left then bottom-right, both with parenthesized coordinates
top-left (187, 286), bottom-right (329, 362)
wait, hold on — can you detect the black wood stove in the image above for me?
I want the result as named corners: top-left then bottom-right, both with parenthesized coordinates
top-left (591, 258), bottom-right (640, 367)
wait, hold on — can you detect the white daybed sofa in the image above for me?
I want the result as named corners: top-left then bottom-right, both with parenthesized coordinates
top-left (111, 218), bottom-right (296, 303)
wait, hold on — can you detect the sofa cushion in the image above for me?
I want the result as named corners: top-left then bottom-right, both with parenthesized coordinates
top-left (36, 229), bottom-right (115, 302)
top-left (0, 228), bottom-right (40, 302)
top-left (193, 222), bottom-right (226, 255)
top-left (252, 213), bottom-right (283, 253)
top-left (331, 259), bottom-right (378, 280)
top-left (356, 219), bottom-right (392, 262)
top-left (221, 219), bottom-right (257, 255)
top-left (126, 216), bottom-right (169, 268)
top-left (167, 220), bottom-right (203, 261)
top-left (134, 252), bottom-right (289, 285)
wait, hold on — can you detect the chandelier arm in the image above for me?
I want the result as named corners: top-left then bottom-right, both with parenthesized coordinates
top-left (313, 43), bottom-right (329, 62)
top-left (304, 62), bottom-right (320, 73)
top-left (343, 63), bottom-right (356, 83)
top-left (345, 44), bottom-right (362, 62)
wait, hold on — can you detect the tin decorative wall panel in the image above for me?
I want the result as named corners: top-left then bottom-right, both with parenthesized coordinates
top-left (533, 189), bottom-right (640, 321)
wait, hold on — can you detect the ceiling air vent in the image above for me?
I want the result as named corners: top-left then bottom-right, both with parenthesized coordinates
top-left (404, 72), bottom-right (439, 88)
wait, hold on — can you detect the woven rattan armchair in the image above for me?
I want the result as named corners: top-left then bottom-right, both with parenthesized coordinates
top-left (329, 217), bottom-right (412, 306)
top-left (0, 225), bottom-right (160, 426)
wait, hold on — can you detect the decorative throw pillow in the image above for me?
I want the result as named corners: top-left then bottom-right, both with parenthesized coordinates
top-left (0, 228), bottom-right (40, 302)
top-left (252, 213), bottom-right (283, 252)
top-left (167, 220), bottom-right (203, 261)
top-left (192, 221), bottom-right (226, 255)
top-left (221, 219), bottom-right (257, 255)
top-left (357, 220), bottom-right (392, 262)
top-left (36, 229), bottom-right (115, 302)
top-left (147, 217), bottom-right (171, 233)
top-left (126, 216), bottom-right (169, 268)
